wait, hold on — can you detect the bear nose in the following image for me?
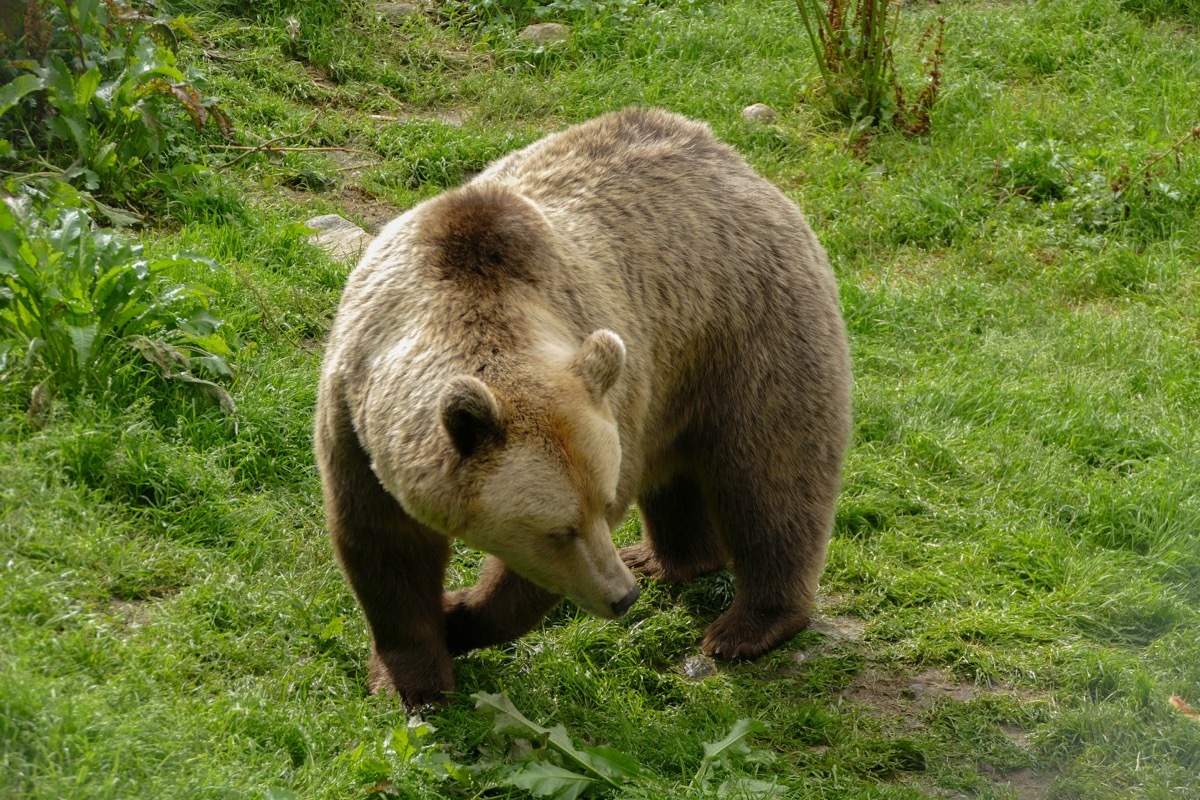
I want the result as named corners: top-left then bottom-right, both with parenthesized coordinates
top-left (611, 585), bottom-right (640, 618)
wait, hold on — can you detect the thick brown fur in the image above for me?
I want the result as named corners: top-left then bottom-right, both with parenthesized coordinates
top-left (315, 108), bottom-right (852, 708)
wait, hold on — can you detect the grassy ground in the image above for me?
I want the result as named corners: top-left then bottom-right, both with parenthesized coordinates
top-left (3, 0), bottom-right (1200, 797)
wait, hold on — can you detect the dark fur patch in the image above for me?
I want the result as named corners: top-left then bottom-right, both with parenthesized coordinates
top-left (418, 185), bottom-right (550, 289)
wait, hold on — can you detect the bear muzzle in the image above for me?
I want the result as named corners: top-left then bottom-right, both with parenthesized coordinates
top-left (611, 584), bottom-right (640, 618)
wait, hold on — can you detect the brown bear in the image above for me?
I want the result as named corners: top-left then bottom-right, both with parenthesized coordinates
top-left (315, 108), bottom-right (852, 708)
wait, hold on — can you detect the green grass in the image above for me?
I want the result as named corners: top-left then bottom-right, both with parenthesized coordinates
top-left (4, 0), bottom-right (1200, 797)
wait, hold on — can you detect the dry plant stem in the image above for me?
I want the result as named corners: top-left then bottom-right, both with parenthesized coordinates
top-left (213, 145), bottom-right (380, 156)
top-left (1129, 126), bottom-right (1200, 193)
top-left (207, 121), bottom-right (380, 170)
top-left (796, 0), bottom-right (837, 91)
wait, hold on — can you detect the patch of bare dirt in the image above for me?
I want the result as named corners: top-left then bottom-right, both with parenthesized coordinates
top-left (808, 612), bottom-right (867, 642)
top-left (839, 666), bottom-right (1040, 720)
top-left (339, 185), bottom-right (399, 233)
top-left (103, 588), bottom-right (178, 631)
top-left (979, 765), bottom-right (1056, 800)
top-left (107, 600), bottom-right (158, 629)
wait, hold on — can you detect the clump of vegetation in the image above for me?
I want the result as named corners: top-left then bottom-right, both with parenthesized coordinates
top-left (0, 0), bottom-right (231, 211)
top-left (378, 693), bottom-right (775, 799)
top-left (1120, 0), bottom-right (1200, 24)
top-left (795, 0), bottom-right (944, 133)
top-left (0, 182), bottom-right (234, 414)
top-left (0, 1), bottom-right (236, 413)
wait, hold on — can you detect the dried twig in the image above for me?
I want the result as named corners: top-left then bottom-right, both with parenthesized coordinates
top-left (1113, 126), bottom-right (1200, 197)
top-left (202, 50), bottom-right (249, 63)
top-left (210, 120), bottom-right (328, 169)
top-left (212, 144), bottom-right (381, 161)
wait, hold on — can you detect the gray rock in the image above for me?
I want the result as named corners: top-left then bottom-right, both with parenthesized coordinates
top-left (306, 214), bottom-right (373, 263)
top-left (379, 1), bottom-right (420, 22)
top-left (741, 103), bottom-right (777, 123)
top-left (518, 23), bottom-right (570, 45)
top-left (682, 654), bottom-right (717, 680)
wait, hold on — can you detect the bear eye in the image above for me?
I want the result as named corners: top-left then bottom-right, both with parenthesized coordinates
top-left (548, 528), bottom-right (579, 544)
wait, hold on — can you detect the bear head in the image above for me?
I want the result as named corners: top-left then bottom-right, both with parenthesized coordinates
top-left (437, 329), bottom-right (638, 619)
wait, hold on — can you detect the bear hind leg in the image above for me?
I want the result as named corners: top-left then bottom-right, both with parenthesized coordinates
top-left (623, 472), bottom-right (727, 584)
top-left (443, 556), bottom-right (561, 655)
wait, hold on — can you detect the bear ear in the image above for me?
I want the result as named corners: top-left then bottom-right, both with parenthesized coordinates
top-left (572, 329), bottom-right (625, 400)
top-left (440, 376), bottom-right (503, 458)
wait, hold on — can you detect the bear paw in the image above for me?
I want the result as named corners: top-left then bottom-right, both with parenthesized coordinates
top-left (620, 542), bottom-right (724, 584)
top-left (368, 647), bottom-right (454, 709)
top-left (701, 604), bottom-right (809, 660)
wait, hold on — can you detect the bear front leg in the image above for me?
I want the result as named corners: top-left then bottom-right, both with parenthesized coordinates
top-left (700, 477), bottom-right (835, 660)
top-left (317, 395), bottom-right (453, 708)
top-left (336, 515), bottom-right (453, 707)
top-left (444, 556), bottom-right (561, 655)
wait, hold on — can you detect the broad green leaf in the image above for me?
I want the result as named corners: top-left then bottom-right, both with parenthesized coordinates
top-left (194, 353), bottom-right (233, 378)
top-left (694, 719), bottom-right (768, 787)
top-left (0, 74), bottom-right (44, 120)
top-left (75, 66), bottom-right (102, 107)
top-left (41, 56), bottom-right (76, 101)
top-left (47, 115), bottom-right (89, 155)
top-left (92, 141), bottom-right (118, 171)
top-left (17, 240), bottom-right (37, 269)
top-left (544, 725), bottom-right (625, 785)
top-left (389, 724), bottom-right (423, 762)
top-left (318, 616), bottom-right (343, 639)
top-left (76, 0), bottom-right (100, 28)
top-left (68, 324), bottom-right (97, 367)
top-left (137, 64), bottom-right (187, 84)
top-left (473, 693), bottom-right (630, 788)
top-left (191, 334), bottom-right (232, 357)
top-left (581, 745), bottom-right (643, 779)
top-left (702, 719), bottom-right (767, 765)
top-left (503, 763), bottom-right (597, 800)
top-left (178, 309), bottom-right (223, 337)
top-left (96, 75), bottom-right (124, 105)
top-left (474, 692), bottom-right (550, 739)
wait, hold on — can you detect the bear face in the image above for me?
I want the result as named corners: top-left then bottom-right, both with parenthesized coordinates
top-left (382, 330), bottom-right (639, 620)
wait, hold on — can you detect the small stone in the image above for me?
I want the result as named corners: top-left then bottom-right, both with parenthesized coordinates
top-left (518, 23), bottom-right (570, 45)
top-left (808, 613), bottom-right (866, 642)
top-left (792, 647), bottom-right (820, 667)
top-left (379, 1), bottom-right (420, 22)
top-left (741, 103), bottom-right (777, 123)
top-left (682, 654), bottom-right (717, 680)
top-left (306, 214), bottom-right (373, 263)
